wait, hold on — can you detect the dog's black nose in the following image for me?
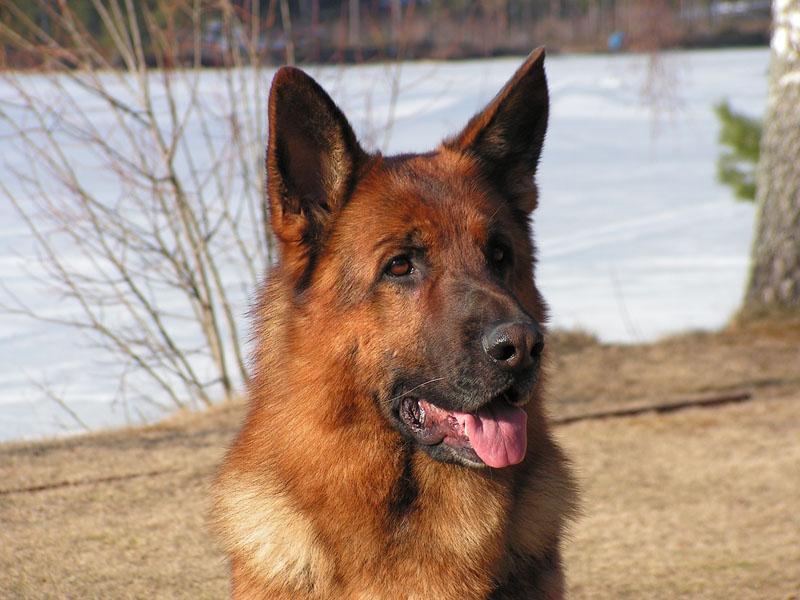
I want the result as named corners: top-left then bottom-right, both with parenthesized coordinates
top-left (482, 322), bottom-right (544, 372)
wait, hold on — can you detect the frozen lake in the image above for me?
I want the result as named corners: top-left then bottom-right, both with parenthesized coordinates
top-left (0, 47), bottom-right (769, 440)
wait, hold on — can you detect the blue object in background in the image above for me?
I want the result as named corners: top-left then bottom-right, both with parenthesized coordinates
top-left (608, 31), bottom-right (625, 51)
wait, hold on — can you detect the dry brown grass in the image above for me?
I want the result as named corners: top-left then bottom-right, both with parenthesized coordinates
top-left (560, 394), bottom-right (800, 599)
top-left (0, 409), bottom-right (242, 600)
top-left (546, 319), bottom-right (800, 418)
top-left (1, 325), bottom-right (799, 599)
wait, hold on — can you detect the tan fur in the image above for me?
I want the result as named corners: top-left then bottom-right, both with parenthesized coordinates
top-left (213, 49), bottom-right (578, 599)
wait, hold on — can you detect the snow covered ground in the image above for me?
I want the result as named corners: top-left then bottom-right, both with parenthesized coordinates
top-left (0, 47), bottom-right (769, 440)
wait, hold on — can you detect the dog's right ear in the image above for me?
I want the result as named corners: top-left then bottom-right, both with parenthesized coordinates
top-left (266, 67), bottom-right (366, 276)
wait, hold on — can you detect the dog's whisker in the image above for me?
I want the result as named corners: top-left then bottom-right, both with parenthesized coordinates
top-left (387, 377), bottom-right (446, 403)
top-left (488, 205), bottom-right (503, 220)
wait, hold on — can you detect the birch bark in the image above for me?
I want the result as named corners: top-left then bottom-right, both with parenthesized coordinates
top-left (742, 0), bottom-right (800, 316)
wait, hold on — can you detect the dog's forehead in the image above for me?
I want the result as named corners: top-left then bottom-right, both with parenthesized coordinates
top-left (342, 151), bottom-right (504, 244)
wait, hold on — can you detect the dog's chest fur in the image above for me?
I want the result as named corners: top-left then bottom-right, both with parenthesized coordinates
top-left (216, 433), bottom-right (571, 600)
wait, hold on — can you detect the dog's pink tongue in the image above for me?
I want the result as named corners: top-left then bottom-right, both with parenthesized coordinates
top-left (455, 401), bottom-right (527, 468)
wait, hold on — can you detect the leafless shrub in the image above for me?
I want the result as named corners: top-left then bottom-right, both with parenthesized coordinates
top-left (0, 0), bottom-right (283, 412)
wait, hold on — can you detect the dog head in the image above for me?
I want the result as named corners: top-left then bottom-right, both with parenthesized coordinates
top-left (265, 50), bottom-right (549, 469)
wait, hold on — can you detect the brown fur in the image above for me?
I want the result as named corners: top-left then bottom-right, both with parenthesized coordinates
top-left (212, 48), bottom-right (578, 599)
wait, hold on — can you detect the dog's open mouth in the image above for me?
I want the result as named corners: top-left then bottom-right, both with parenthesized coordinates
top-left (398, 392), bottom-right (527, 468)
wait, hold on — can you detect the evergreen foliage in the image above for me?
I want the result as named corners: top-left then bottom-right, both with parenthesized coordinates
top-left (714, 99), bottom-right (762, 202)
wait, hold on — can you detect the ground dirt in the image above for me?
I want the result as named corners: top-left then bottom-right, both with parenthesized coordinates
top-left (1, 321), bottom-right (799, 599)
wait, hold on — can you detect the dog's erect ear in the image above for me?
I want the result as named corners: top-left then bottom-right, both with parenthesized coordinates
top-left (267, 66), bottom-right (366, 265)
top-left (443, 48), bottom-right (548, 211)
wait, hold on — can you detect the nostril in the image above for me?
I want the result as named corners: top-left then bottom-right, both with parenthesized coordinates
top-left (483, 321), bottom-right (543, 372)
top-left (490, 342), bottom-right (516, 362)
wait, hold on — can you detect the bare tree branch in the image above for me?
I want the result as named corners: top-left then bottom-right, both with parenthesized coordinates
top-left (0, 0), bottom-right (275, 416)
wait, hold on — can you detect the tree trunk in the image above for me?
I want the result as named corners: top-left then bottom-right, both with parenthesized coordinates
top-left (741, 0), bottom-right (800, 318)
top-left (280, 0), bottom-right (295, 65)
top-left (349, 0), bottom-right (360, 48)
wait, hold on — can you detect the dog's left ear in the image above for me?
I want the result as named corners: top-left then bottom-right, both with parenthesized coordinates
top-left (444, 48), bottom-right (549, 212)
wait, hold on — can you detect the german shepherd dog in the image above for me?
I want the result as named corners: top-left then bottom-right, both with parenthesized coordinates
top-left (212, 49), bottom-right (577, 599)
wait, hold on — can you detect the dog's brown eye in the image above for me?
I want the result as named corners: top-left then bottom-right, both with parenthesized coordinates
top-left (387, 256), bottom-right (413, 277)
top-left (492, 246), bottom-right (505, 263)
top-left (490, 242), bottom-right (510, 267)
